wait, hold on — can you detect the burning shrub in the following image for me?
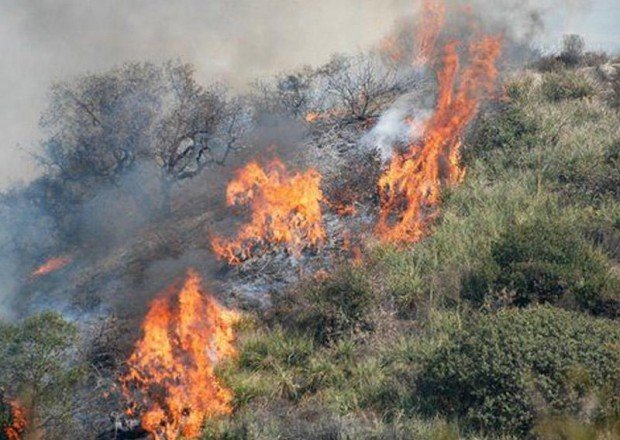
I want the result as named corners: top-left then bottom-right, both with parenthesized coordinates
top-left (461, 214), bottom-right (618, 315)
top-left (376, 34), bottom-right (501, 243)
top-left (120, 270), bottom-right (239, 439)
top-left (416, 306), bottom-right (620, 436)
top-left (211, 158), bottom-right (326, 264)
top-left (541, 72), bottom-right (595, 102)
top-left (0, 396), bottom-right (26, 440)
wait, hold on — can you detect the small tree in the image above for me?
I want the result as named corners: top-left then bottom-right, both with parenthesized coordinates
top-left (251, 67), bottom-right (320, 119)
top-left (39, 61), bottom-right (249, 215)
top-left (0, 312), bottom-right (84, 438)
top-left (321, 53), bottom-right (413, 121)
top-left (559, 34), bottom-right (585, 67)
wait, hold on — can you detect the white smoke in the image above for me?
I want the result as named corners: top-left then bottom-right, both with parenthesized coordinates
top-left (361, 90), bottom-right (433, 162)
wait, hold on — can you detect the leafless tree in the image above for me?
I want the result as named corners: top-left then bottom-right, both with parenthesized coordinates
top-left (39, 61), bottom-right (249, 215)
top-left (250, 66), bottom-right (322, 120)
top-left (321, 53), bottom-right (414, 122)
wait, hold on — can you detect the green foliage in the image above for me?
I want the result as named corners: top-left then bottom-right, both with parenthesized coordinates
top-left (278, 267), bottom-right (377, 345)
top-left (541, 72), bottom-right (595, 102)
top-left (0, 312), bottom-right (84, 438)
top-left (416, 307), bottom-right (620, 436)
top-left (462, 213), bottom-right (619, 314)
top-left (465, 102), bottom-right (539, 163)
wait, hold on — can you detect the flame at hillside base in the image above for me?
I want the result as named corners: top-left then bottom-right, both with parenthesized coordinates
top-left (120, 270), bottom-right (239, 440)
top-left (3, 400), bottom-right (27, 440)
top-left (377, 9), bottom-right (501, 243)
top-left (31, 256), bottom-right (72, 278)
top-left (212, 157), bottom-right (326, 264)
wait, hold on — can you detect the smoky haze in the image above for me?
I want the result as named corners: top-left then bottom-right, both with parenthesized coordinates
top-left (1, 0), bottom-right (612, 189)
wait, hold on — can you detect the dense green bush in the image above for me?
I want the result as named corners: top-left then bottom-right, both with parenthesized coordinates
top-left (416, 307), bottom-right (620, 436)
top-left (461, 213), bottom-right (618, 315)
top-left (541, 72), bottom-right (595, 102)
top-left (465, 102), bottom-right (539, 164)
top-left (277, 267), bottom-right (377, 345)
top-left (0, 312), bottom-right (84, 438)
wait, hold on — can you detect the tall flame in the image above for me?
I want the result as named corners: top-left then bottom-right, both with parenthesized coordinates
top-left (414, 0), bottom-right (447, 66)
top-left (376, 1), bottom-right (501, 242)
top-left (212, 157), bottom-right (326, 264)
top-left (121, 270), bottom-right (239, 439)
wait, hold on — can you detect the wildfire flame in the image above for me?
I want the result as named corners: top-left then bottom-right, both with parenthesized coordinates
top-left (120, 270), bottom-right (239, 439)
top-left (3, 400), bottom-right (27, 440)
top-left (376, 0), bottom-right (501, 243)
top-left (31, 255), bottom-right (72, 278)
top-left (305, 111), bottom-right (320, 123)
top-left (414, 0), bottom-right (447, 66)
top-left (211, 157), bottom-right (326, 264)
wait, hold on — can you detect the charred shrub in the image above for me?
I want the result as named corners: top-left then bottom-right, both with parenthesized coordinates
top-left (279, 268), bottom-right (376, 345)
top-left (461, 215), bottom-right (618, 315)
top-left (541, 72), bottom-right (595, 102)
top-left (416, 307), bottom-right (620, 436)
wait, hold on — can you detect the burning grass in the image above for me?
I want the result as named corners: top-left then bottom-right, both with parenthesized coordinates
top-left (2, 400), bottom-right (27, 440)
top-left (120, 270), bottom-right (239, 439)
top-left (211, 157), bottom-right (326, 264)
top-left (377, 27), bottom-right (501, 242)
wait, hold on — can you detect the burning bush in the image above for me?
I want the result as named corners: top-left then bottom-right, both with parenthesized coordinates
top-left (120, 270), bottom-right (239, 440)
top-left (211, 158), bottom-right (326, 264)
top-left (376, 24), bottom-right (502, 242)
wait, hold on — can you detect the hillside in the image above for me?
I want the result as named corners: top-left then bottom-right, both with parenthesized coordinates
top-left (0, 6), bottom-right (619, 440)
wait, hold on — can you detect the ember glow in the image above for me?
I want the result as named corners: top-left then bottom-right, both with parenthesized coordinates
top-left (31, 255), bottom-right (72, 277)
top-left (212, 157), bottom-right (326, 264)
top-left (3, 400), bottom-right (27, 440)
top-left (120, 270), bottom-right (239, 440)
top-left (376, 0), bottom-right (501, 243)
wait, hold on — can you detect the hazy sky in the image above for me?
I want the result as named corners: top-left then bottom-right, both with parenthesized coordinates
top-left (0, 0), bottom-right (618, 188)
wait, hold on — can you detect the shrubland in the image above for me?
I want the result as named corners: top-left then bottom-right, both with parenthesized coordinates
top-left (1, 38), bottom-right (619, 439)
top-left (210, 50), bottom-right (620, 439)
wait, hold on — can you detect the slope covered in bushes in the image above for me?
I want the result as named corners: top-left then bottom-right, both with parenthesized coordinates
top-left (209, 63), bottom-right (620, 439)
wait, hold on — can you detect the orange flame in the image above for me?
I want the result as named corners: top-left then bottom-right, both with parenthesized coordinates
top-left (212, 158), bottom-right (326, 264)
top-left (305, 111), bottom-right (320, 123)
top-left (3, 400), bottom-right (27, 440)
top-left (414, 0), bottom-right (447, 66)
top-left (31, 256), bottom-right (72, 278)
top-left (121, 270), bottom-right (239, 439)
top-left (377, 5), bottom-right (501, 242)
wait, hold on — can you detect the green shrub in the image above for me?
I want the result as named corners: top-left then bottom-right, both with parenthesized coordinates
top-left (555, 137), bottom-right (620, 201)
top-left (541, 72), bottom-right (595, 102)
top-left (462, 213), bottom-right (618, 315)
top-left (278, 267), bottom-right (377, 345)
top-left (465, 102), bottom-right (539, 164)
top-left (416, 307), bottom-right (620, 436)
